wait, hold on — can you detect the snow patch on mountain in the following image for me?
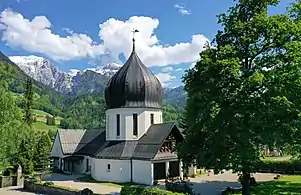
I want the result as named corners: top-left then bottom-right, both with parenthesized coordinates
top-left (9, 55), bottom-right (123, 94)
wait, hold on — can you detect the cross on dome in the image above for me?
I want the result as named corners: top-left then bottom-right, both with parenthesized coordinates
top-left (132, 29), bottom-right (139, 52)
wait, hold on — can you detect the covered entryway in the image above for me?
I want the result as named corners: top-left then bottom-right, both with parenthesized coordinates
top-left (63, 156), bottom-right (84, 173)
top-left (154, 162), bottom-right (166, 180)
top-left (169, 161), bottom-right (180, 177)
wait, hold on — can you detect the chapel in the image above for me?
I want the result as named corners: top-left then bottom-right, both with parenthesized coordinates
top-left (50, 32), bottom-right (196, 185)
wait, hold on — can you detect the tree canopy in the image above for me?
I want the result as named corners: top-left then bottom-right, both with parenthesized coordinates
top-left (177, 1), bottom-right (301, 194)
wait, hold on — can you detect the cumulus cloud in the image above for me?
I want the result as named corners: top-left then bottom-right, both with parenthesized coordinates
top-left (155, 73), bottom-right (176, 87)
top-left (174, 4), bottom-right (192, 16)
top-left (0, 9), bottom-right (105, 60)
top-left (161, 66), bottom-right (173, 72)
top-left (0, 9), bottom-right (208, 66)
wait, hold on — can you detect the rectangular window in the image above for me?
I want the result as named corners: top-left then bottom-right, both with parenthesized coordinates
top-left (133, 113), bottom-right (138, 136)
top-left (116, 114), bottom-right (120, 136)
top-left (150, 113), bottom-right (154, 124)
top-left (86, 158), bottom-right (89, 172)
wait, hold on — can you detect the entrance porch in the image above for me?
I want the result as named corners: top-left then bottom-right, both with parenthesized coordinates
top-left (52, 156), bottom-right (85, 174)
top-left (153, 159), bottom-right (196, 181)
top-left (153, 159), bottom-right (183, 180)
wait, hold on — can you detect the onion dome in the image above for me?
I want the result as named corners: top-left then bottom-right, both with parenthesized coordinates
top-left (105, 32), bottom-right (163, 109)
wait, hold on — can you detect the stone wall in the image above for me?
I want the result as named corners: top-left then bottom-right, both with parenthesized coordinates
top-left (24, 180), bottom-right (108, 195)
top-left (24, 180), bottom-right (79, 195)
top-left (0, 176), bottom-right (23, 188)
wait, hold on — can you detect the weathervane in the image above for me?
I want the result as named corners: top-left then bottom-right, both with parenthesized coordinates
top-left (132, 29), bottom-right (139, 52)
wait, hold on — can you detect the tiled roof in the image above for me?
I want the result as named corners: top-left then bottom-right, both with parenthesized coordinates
top-left (57, 122), bottom-right (184, 160)
top-left (58, 129), bottom-right (103, 155)
top-left (95, 141), bottom-right (138, 159)
top-left (153, 152), bottom-right (178, 161)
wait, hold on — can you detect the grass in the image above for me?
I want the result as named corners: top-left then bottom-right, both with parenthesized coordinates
top-left (233, 175), bottom-right (301, 195)
top-left (32, 109), bottom-right (53, 117)
top-left (195, 169), bottom-right (210, 176)
top-left (77, 175), bottom-right (142, 188)
top-left (262, 156), bottom-right (292, 161)
top-left (32, 121), bottom-right (59, 131)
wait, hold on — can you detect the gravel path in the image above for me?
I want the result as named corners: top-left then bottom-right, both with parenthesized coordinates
top-left (0, 186), bottom-right (42, 195)
top-left (189, 171), bottom-right (276, 195)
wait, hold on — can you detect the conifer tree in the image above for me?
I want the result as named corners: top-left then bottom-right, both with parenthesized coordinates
top-left (24, 78), bottom-right (34, 126)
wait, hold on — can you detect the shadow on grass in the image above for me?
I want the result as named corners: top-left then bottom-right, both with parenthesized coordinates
top-left (75, 175), bottom-right (143, 188)
top-left (250, 180), bottom-right (301, 195)
top-left (42, 172), bottom-right (81, 182)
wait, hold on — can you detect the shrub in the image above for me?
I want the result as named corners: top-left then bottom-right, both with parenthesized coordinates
top-left (43, 181), bottom-right (54, 186)
top-left (165, 180), bottom-right (193, 195)
top-left (153, 180), bottom-right (159, 185)
top-left (120, 185), bottom-right (185, 195)
top-left (257, 159), bottom-right (301, 173)
top-left (80, 188), bottom-right (94, 195)
top-left (120, 186), bottom-right (145, 195)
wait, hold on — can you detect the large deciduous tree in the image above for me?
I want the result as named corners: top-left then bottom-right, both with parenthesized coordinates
top-left (177, 0), bottom-right (301, 195)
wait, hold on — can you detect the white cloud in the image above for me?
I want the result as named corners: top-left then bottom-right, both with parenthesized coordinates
top-left (0, 9), bottom-right (105, 61)
top-left (174, 4), bottom-right (192, 16)
top-left (155, 73), bottom-right (176, 87)
top-left (161, 66), bottom-right (173, 72)
top-left (0, 9), bottom-right (208, 67)
top-left (175, 68), bottom-right (183, 71)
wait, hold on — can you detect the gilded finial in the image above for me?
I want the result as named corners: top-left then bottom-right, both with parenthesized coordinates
top-left (132, 29), bottom-right (139, 52)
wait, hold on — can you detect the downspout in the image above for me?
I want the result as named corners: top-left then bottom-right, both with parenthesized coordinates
top-left (130, 158), bottom-right (133, 182)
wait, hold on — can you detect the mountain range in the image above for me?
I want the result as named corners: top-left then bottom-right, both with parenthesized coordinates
top-left (8, 55), bottom-right (187, 107)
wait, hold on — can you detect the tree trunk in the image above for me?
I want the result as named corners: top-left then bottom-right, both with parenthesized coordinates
top-left (241, 171), bottom-right (251, 195)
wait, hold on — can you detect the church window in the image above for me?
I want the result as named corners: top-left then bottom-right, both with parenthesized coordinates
top-left (107, 164), bottom-right (111, 172)
top-left (116, 114), bottom-right (120, 136)
top-left (133, 113), bottom-right (138, 136)
top-left (150, 113), bottom-right (154, 124)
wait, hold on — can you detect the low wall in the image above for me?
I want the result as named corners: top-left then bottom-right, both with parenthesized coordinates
top-left (24, 180), bottom-right (109, 195)
top-left (24, 180), bottom-right (79, 195)
top-left (0, 176), bottom-right (23, 188)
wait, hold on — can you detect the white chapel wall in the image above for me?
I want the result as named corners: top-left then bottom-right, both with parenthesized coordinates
top-left (50, 133), bottom-right (64, 158)
top-left (132, 160), bottom-right (153, 185)
top-left (106, 108), bottom-right (163, 141)
top-left (91, 158), bottom-right (131, 183)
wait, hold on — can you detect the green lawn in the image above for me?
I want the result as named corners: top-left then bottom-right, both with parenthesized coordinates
top-left (33, 121), bottom-right (59, 131)
top-left (234, 175), bottom-right (301, 195)
top-left (77, 175), bottom-right (142, 188)
top-left (32, 109), bottom-right (53, 117)
top-left (262, 156), bottom-right (292, 161)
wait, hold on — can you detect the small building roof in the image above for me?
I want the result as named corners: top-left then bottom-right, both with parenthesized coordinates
top-left (58, 129), bottom-right (103, 155)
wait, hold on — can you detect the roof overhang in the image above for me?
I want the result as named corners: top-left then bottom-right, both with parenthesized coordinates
top-left (63, 155), bottom-right (84, 161)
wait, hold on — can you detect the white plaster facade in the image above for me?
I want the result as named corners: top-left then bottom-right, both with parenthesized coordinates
top-left (50, 133), bottom-right (64, 158)
top-left (106, 107), bottom-right (163, 141)
top-left (132, 160), bottom-right (153, 185)
top-left (91, 158), bottom-right (131, 183)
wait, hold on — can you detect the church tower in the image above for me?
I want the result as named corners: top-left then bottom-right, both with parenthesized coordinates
top-left (104, 30), bottom-right (163, 141)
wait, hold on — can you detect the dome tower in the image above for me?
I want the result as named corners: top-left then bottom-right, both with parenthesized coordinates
top-left (105, 30), bottom-right (163, 140)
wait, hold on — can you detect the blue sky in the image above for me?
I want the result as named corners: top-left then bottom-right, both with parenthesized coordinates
top-left (0, 0), bottom-right (294, 87)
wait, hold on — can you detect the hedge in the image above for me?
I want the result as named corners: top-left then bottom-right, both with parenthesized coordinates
top-left (257, 159), bottom-right (301, 174)
top-left (120, 185), bottom-right (186, 195)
